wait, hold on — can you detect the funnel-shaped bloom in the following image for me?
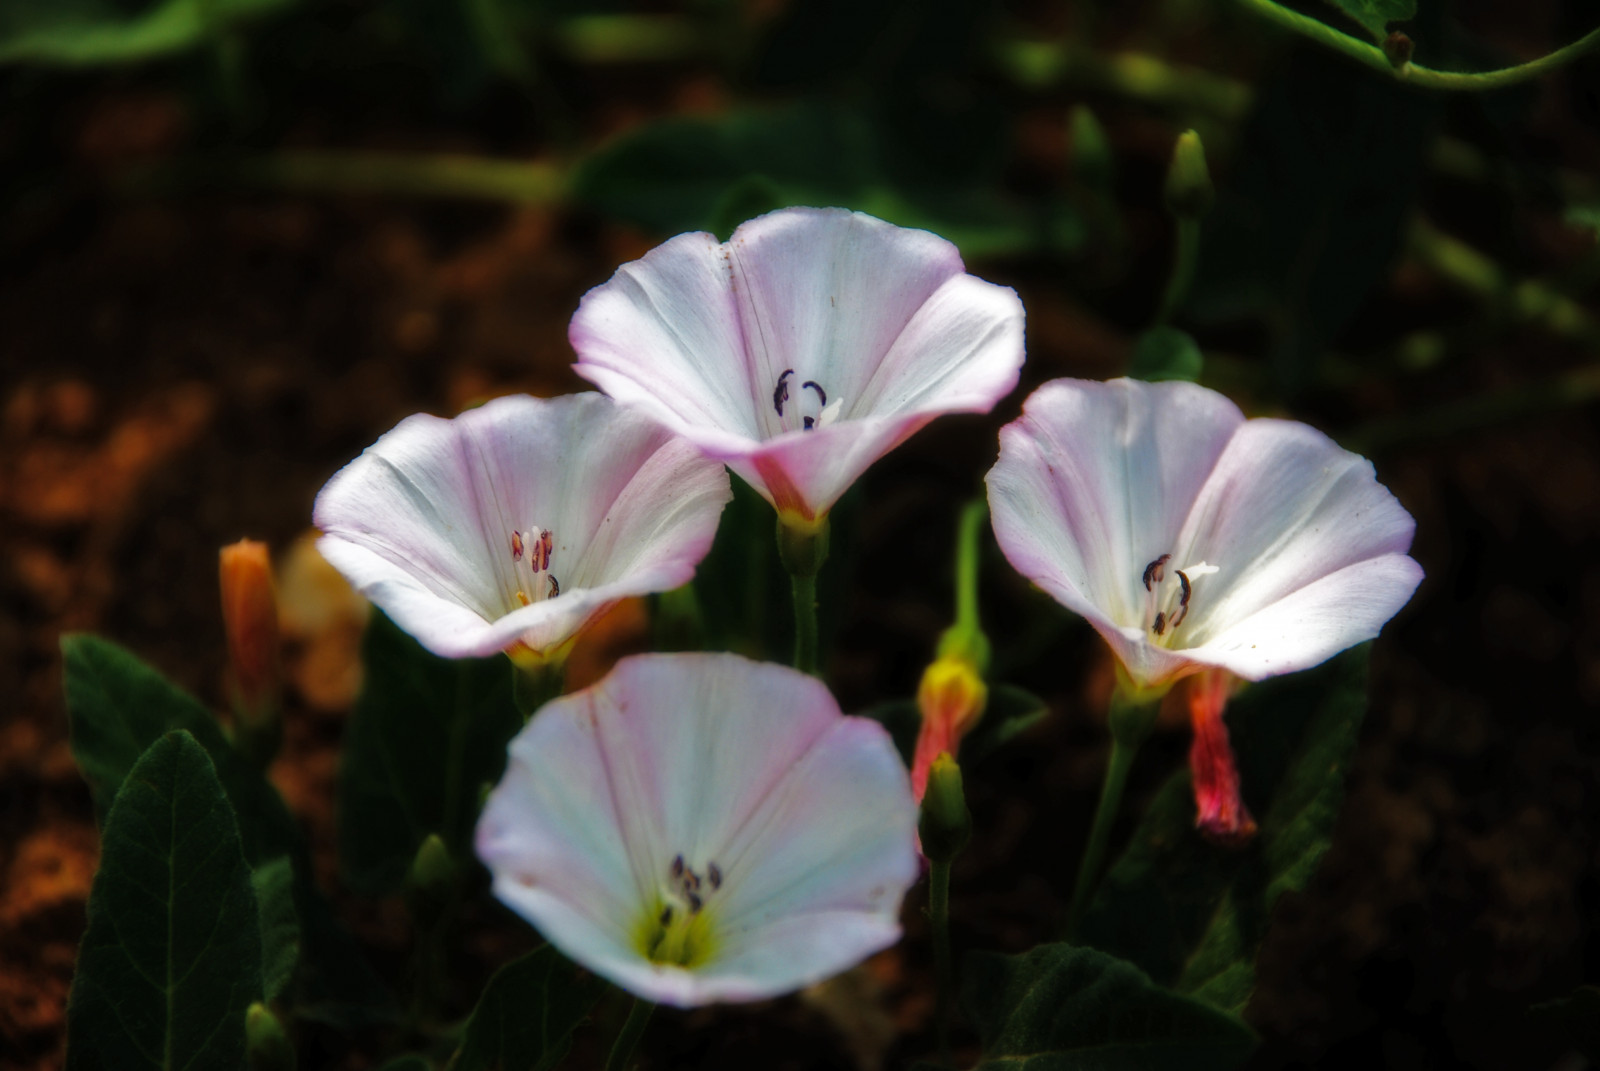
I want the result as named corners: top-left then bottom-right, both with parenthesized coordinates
top-left (987, 378), bottom-right (1422, 691)
top-left (570, 207), bottom-right (1026, 525)
top-left (313, 393), bottom-right (731, 665)
top-left (476, 652), bottom-right (919, 1007)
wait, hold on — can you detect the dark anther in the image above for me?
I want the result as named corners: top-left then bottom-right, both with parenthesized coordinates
top-left (1142, 554), bottom-right (1172, 591)
top-left (802, 416), bottom-right (815, 430)
top-left (773, 369), bottom-right (794, 416)
top-left (1152, 612), bottom-right (1167, 636)
top-left (1177, 570), bottom-right (1191, 606)
top-left (671, 854), bottom-right (684, 879)
top-left (511, 530), bottom-right (524, 561)
top-left (686, 891), bottom-right (704, 914)
top-left (802, 380), bottom-right (827, 406)
top-left (548, 575), bottom-right (560, 598)
top-left (536, 529), bottom-right (554, 571)
top-left (708, 862), bottom-right (722, 890)
top-left (685, 869), bottom-right (701, 892)
top-left (659, 905), bottom-right (674, 927)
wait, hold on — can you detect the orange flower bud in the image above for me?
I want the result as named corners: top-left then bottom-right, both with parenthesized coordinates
top-left (220, 539), bottom-right (281, 728)
top-left (911, 656), bottom-right (988, 803)
top-left (1186, 668), bottom-right (1256, 847)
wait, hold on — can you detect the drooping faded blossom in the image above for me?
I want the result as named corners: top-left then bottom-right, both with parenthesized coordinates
top-left (569, 207), bottom-right (1026, 528)
top-left (313, 393), bottom-right (731, 667)
top-left (986, 377), bottom-right (1423, 841)
top-left (475, 652), bottom-right (920, 1006)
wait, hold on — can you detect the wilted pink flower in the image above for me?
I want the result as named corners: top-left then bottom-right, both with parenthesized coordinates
top-left (569, 207), bottom-right (1026, 527)
top-left (1184, 668), bottom-right (1256, 846)
top-left (313, 393), bottom-right (731, 667)
top-left (987, 377), bottom-right (1422, 692)
top-left (476, 652), bottom-right (919, 1006)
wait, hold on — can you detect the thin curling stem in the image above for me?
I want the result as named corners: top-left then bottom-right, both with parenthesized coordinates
top-left (1232, 0), bottom-right (1600, 91)
top-left (604, 998), bottom-right (654, 1071)
top-left (1156, 217), bottom-right (1201, 325)
top-left (929, 857), bottom-right (956, 1067)
top-left (1064, 736), bottom-right (1140, 940)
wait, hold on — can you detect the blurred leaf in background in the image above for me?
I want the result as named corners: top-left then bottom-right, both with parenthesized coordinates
top-left (0, 0), bottom-right (292, 66)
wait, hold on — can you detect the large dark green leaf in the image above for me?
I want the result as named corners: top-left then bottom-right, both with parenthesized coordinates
top-left (962, 942), bottom-right (1256, 1070)
top-left (1079, 647), bottom-right (1371, 1015)
top-left (67, 731), bottom-right (263, 1070)
top-left (573, 99), bottom-right (1081, 258)
top-left (1186, 39), bottom-right (1436, 397)
top-left (452, 946), bottom-right (606, 1071)
top-left (0, 0), bottom-right (294, 66)
top-left (61, 633), bottom-right (396, 1025)
top-left (1321, 0), bottom-right (1415, 40)
top-left (338, 611), bottom-right (521, 894)
top-left (62, 634), bottom-right (297, 866)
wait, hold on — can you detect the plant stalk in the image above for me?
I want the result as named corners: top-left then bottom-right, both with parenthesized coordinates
top-left (604, 998), bottom-right (654, 1071)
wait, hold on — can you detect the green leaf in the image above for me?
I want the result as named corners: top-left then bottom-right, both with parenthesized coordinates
top-left (1080, 647), bottom-right (1371, 1015)
top-left (962, 942), bottom-right (1256, 1070)
top-left (338, 611), bottom-right (521, 894)
top-left (1321, 0), bottom-right (1415, 40)
top-left (573, 99), bottom-right (1082, 258)
top-left (253, 858), bottom-right (299, 1004)
top-left (0, 0), bottom-right (294, 67)
top-left (1128, 326), bottom-right (1204, 384)
top-left (67, 731), bottom-right (263, 1070)
top-left (452, 946), bottom-right (606, 1071)
top-left (62, 634), bottom-right (298, 866)
top-left (61, 633), bottom-right (397, 1026)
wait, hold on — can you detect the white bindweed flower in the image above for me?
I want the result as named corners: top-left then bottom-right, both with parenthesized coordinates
top-left (569, 206), bottom-right (1026, 528)
top-left (475, 652), bottom-right (920, 1007)
top-left (986, 377), bottom-right (1423, 692)
top-left (313, 393), bottom-right (731, 667)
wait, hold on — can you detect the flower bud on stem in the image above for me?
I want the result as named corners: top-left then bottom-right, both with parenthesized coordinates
top-left (405, 834), bottom-right (457, 1029)
top-left (220, 540), bottom-right (283, 771)
top-left (1065, 684), bottom-right (1164, 940)
top-left (776, 515), bottom-right (830, 675)
top-left (1156, 130), bottom-right (1213, 326)
top-left (919, 754), bottom-right (971, 1067)
top-left (247, 1002), bottom-right (295, 1071)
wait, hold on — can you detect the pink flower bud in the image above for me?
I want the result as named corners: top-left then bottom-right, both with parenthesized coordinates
top-left (911, 655), bottom-right (988, 803)
top-left (1185, 669), bottom-right (1256, 847)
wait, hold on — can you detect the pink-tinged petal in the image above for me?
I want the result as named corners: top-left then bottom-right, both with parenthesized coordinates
top-left (572, 207), bottom-right (1025, 519)
top-left (986, 378), bottom-right (1242, 686)
top-left (474, 653), bottom-right (919, 1007)
top-left (987, 377), bottom-right (1422, 690)
top-left (1183, 553), bottom-right (1424, 680)
top-left (314, 393), bottom-right (730, 660)
top-left (1173, 418), bottom-right (1418, 649)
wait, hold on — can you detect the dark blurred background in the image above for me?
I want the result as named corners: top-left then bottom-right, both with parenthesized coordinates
top-left (3, 0), bottom-right (1600, 1067)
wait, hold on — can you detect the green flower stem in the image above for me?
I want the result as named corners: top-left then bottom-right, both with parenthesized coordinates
top-left (1155, 216), bottom-right (1201, 325)
top-left (512, 660), bottom-right (567, 720)
top-left (1065, 689), bottom-right (1161, 939)
top-left (1064, 735), bottom-right (1140, 941)
top-left (953, 499), bottom-right (987, 640)
top-left (929, 856), bottom-right (955, 1067)
top-left (1231, 0), bottom-right (1600, 91)
top-left (604, 997), bottom-right (654, 1071)
top-left (776, 516), bottom-right (830, 676)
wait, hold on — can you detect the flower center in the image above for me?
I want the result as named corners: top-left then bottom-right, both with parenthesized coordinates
top-left (1139, 553), bottom-right (1218, 646)
top-left (772, 369), bottom-right (842, 433)
top-left (638, 853), bottom-right (723, 968)
top-left (509, 527), bottom-right (561, 608)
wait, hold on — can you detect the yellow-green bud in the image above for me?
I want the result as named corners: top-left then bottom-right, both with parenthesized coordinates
top-left (1163, 130), bottom-right (1215, 220)
top-left (246, 1003), bottom-right (295, 1071)
top-left (405, 833), bottom-right (455, 927)
top-left (918, 753), bottom-right (972, 863)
